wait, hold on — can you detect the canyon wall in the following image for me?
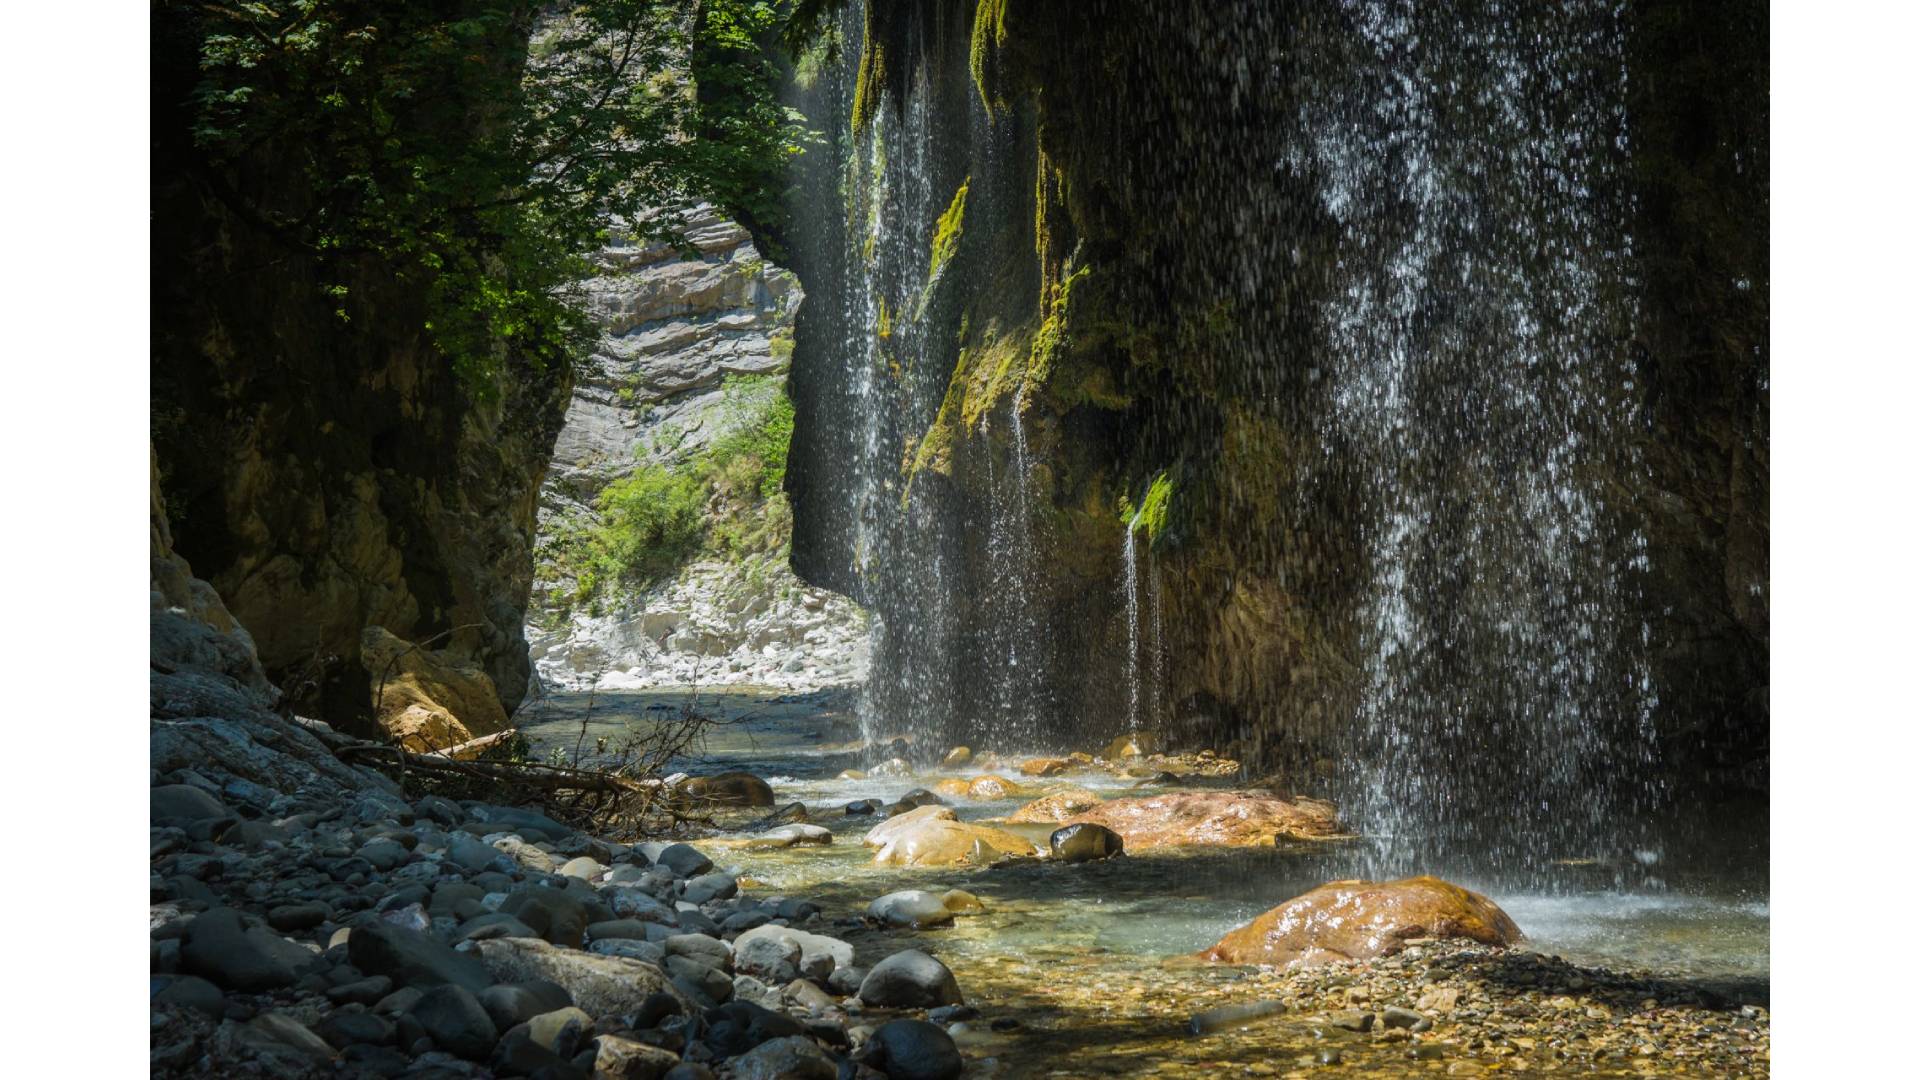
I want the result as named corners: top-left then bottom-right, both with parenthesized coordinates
top-left (770, 0), bottom-right (1768, 798)
top-left (150, 9), bottom-right (562, 731)
top-left (526, 208), bottom-right (868, 693)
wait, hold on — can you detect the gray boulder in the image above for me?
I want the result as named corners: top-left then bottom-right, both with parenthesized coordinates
top-left (409, 984), bottom-right (498, 1060)
top-left (858, 951), bottom-right (962, 1008)
top-left (347, 922), bottom-right (494, 993)
top-left (867, 890), bottom-right (954, 928)
top-left (180, 908), bottom-right (315, 992)
top-left (732, 932), bottom-right (800, 984)
top-left (862, 1019), bottom-right (963, 1080)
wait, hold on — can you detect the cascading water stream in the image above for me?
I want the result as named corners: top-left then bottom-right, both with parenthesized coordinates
top-left (776, 1), bottom-right (1751, 890)
top-left (1119, 504), bottom-right (1145, 733)
top-left (1294, 0), bottom-right (1663, 881)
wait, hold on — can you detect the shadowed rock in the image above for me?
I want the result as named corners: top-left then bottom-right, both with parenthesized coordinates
top-left (1048, 822), bottom-right (1125, 862)
top-left (680, 771), bottom-right (776, 808)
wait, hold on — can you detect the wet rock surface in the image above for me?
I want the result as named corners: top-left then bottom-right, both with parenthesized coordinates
top-left (863, 805), bottom-right (1039, 868)
top-left (154, 683), bottom-right (1767, 1080)
top-left (1201, 876), bottom-right (1524, 967)
top-left (1061, 790), bottom-right (1343, 849)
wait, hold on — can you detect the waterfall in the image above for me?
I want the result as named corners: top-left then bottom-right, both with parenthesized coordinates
top-left (774, 0), bottom-right (1757, 871)
top-left (1295, 0), bottom-right (1662, 876)
top-left (979, 389), bottom-right (1048, 749)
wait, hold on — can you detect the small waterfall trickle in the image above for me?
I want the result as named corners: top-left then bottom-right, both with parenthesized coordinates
top-left (977, 390), bottom-right (1049, 749)
top-left (1119, 504), bottom-right (1146, 733)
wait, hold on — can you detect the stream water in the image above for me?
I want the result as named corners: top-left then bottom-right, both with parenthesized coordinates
top-left (518, 688), bottom-right (1767, 1074)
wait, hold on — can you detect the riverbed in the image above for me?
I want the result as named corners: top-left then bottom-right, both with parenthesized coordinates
top-left (516, 688), bottom-right (1770, 1077)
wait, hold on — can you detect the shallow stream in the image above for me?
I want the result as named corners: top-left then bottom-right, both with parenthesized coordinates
top-left (518, 688), bottom-right (1768, 1076)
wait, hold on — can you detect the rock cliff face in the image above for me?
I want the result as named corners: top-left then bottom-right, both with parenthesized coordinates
top-left (151, 13), bottom-right (565, 731)
top-left (526, 209), bottom-right (868, 693)
top-left (769, 0), bottom-right (1768, 800)
top-left (151, 449), bottom-right (399, 806)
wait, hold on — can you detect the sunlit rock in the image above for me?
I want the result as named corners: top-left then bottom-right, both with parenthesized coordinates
top-left (1060, 791), bottom-right (1339, 849)
top-left (1103, 733), bottom-right (1162, 759)
top-left (965, 775), bottom-right (1021, 800)
top-left (1200, 876), bottom-right (1522, 967)
top-left (862, 805), bottom-right (1038, 867)
top-left (361, 626), bottom-right (509, 751)
top-left (1005, 788), bottom-right (1104, 823)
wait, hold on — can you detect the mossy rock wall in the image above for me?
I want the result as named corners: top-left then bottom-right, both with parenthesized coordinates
top-left (769, 0), bottom-right (1767, 789)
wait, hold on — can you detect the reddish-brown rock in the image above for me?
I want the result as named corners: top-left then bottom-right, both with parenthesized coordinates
top-left (1018, 757), bottom-right (1071, 777)
top-left (1200, 876), bottom-right (1523, 967)
top-left (965, 775), bottom-right (1021, 800)
top-left (1006, 788), bottom-right (1104, 823)
top-left (1060, 790), bottom-right (1339, 849)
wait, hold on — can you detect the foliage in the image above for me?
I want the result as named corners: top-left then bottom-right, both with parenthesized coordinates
top-left (594, 463), bottom-right (709, 585)
top-left (1129, 471), bottom-right (1175, 543)
top-left (176, 0), bottom-right (807, 393)
top-left (542, 375), bottom-right (796, 605)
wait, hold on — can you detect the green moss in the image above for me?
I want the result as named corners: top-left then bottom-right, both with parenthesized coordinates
top-left (769, 327), bottom-right (795, 362)
top-left (903, 369), bottom-right (969, 497)
top-left (1026, 265), bottom-right (1136, 411)
top-left (969, 0), bottom-right (1010, 115)
top-left (1134, 471), bottom-right (1174, 542)
top-left (928, 178), bottom-right (969, 282)
top-left (851, 6), bottom-right (890, 136)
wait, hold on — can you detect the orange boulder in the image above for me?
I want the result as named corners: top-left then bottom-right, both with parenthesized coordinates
top-left (1006, 788), bottom-right (1104, 823)
top-left (1059, 790), bottom-right (1339, 849)
top-left (965, 775), bottom-right (1021, 800)
top-left (1200, 876), bottom-right (1523, 968)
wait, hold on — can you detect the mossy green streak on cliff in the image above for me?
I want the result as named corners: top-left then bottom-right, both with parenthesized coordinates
top-left (928, 178), bottom-right (970, 283)
top-left (969, 0), bottom-right (1010, 115)
top-left (1120, 472), bottom-right (1174, 545)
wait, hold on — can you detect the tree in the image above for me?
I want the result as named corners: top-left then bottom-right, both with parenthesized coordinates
top-left (171, 0), bottom-right (808, 391)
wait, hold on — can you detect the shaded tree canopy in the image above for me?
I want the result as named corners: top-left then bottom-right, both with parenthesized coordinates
top-left (164, 0), bottom-right (810, 391)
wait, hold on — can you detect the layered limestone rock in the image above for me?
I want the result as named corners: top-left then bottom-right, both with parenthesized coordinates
top-left (526, 208), bottom-right (867, 693)
top-left (1200, 877), bottom-right (1524, 968)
